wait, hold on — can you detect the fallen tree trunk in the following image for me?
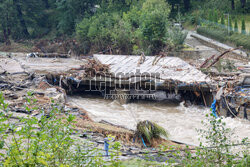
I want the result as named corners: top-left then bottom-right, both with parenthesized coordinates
top-left (205, 47), bottom-right (241, 69)
top-left (199, 54), bottom-right (216, 68)
top-left (28, 52), bottom-right (70, 58)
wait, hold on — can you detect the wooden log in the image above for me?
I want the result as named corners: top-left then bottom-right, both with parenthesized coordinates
top-left (137, 52), bottom-right (146, 66)
top-left (199, 54), bottom-right (216, 68)
top-left (35, 53), bottom-right (70, 58)
top-left (205, 47), bottom-right (242, 69)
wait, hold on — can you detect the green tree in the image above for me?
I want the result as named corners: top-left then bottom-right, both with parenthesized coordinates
top-left (229, 17), bottom-right (233, 31)
top-left (213, 10), bottom-right (218, 23)
top-left (241, 19), bottom-right (246, 34)
top-left (0, 0), bottom-right (52, 40)
top-left (139, 0), bottom-right (171, 54)
top-left (13, 0), bottom-right (30, 37)
top-left (240, 0), bottom-right (246, 9)
top-left (183, 0), bottom-right (191, 12)
top-left (231, 0), bottom-right (235, 10)
top-left (0, 0), bottom-right (14, 45)
top-left (221, 16), bottom-right (225, 26)
top-left (166, 0), bottom-right (181, 18)
top-left (234, 19), bottom-right (238, 33)
top-left (208, 10), bottom-right (213, 22)
top-left (99, 0), bottom-right (135, 13)
top-left (56, 0), bottom-right (97, 35)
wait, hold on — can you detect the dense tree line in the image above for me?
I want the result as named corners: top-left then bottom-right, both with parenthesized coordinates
top-left (0, 0), bottom-right (248, 53)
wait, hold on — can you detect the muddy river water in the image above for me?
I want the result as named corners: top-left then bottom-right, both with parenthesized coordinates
top-left (68, 96), bottom-right (250, 146)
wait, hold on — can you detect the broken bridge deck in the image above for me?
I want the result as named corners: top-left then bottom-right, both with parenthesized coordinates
top-left (93, 54), bottom-right (214, 91)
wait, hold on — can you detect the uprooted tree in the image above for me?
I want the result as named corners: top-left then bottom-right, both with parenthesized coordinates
top-left (135, 120), bottom-right (169, 145)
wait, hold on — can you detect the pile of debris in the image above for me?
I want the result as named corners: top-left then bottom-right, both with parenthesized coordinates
top-left (69, 59), bottom-right (111, 76)
top-left (218, 74), bottom-right (250, 119)
top-left (44, 59), bottom-right (111, 94)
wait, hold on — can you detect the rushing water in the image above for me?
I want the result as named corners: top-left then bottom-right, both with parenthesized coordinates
top-left (68, 96), bottom-right (250, 146)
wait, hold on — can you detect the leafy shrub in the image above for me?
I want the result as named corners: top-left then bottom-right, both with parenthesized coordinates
top-left (0, 92), bottom-right (122, 166)
top-left (187, 114), bottom-right (249, 166)
top-left (168, 28), bottom-right (188, 49)
top-left (228, 33), bottom-right (250, 49)
top-left (0, 92), bottom-right (76, 165)
top-left (213, 10), bottom-right (218, 23)
top-left (76, 0), bottom-right (185, 55)
top-left (75, 18), bottom-right (91, 54)
top-left (76, 13), bottom-right (118, 54)
top-left (158, 114), bottom-right (250, 166)
top-left (221, 15), bottom-right (225, 26)
top-left (229, 17), bottom-right (233, 32)
top-left (234, 19), bottom-right (238, 33)
top-left (137, 0), bottom-right (170, 55)
top-left (185, 11), bottom-right (201, 25)
top-left (241, 19), bottom-right (246, 34)
top-left (197, 26), bottom-right (228, 42)
top-left (111, 19), bottom-right (133, 54)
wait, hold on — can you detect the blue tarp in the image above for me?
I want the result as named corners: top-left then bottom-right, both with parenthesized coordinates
top-left (211, 99), bottom-right (218, 118)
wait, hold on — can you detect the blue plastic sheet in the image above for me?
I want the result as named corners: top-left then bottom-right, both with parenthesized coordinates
top-left (211, 99), bottom-right (218, 118)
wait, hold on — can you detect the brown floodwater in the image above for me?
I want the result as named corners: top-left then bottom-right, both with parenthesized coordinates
top-left (68, 96), bottom-right (250, 146)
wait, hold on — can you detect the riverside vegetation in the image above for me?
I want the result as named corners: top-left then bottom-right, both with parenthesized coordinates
top-left (183, 0), bottom-right (250, 51)
top-left (0, 92), bottom-right (249, 166)
top-left (1, 0), bottom-right (249, 53)
top-left (0, 0), bottom-right (187, 55)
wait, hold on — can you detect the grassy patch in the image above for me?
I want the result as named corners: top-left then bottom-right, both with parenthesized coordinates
top-left (183, 21), bottom-right (196, 31)
top-left (197, 26), bottom-right (250, 51)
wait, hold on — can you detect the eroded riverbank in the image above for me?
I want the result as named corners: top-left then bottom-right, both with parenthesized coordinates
top-left (68, 95), bottom-right (250, 146)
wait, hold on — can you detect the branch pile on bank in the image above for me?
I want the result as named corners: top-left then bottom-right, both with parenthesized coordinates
top-left (199, 47), bottom-right (242, 69)
top-left (77, 59), bottom-right (111, 76)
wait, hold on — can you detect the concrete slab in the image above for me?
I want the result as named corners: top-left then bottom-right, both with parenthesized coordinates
top-left (0, 56), bottom-right (25, 74)
top-left (94, 54), bottom-right (211, 84)
top-left (0, 53), bottom-right (87, 74)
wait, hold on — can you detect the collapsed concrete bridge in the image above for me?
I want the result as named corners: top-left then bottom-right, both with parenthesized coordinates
top-left (1, 52), bottom-right (248, 119)
top-left (45, 54), bottom-right (216, 106)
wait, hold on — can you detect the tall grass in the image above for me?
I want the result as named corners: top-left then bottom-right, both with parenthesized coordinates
top-left (197, 26), bottom-right (250, 51)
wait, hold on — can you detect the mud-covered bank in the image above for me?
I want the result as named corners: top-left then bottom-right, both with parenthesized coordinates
top-left (68, 95), bottom-right (250, 146)
top-left (0, 52), bottom-right (186, 160)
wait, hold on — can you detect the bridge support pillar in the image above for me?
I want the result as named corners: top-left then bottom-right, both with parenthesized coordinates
top-left (116, 89), bottom-right (130, 104)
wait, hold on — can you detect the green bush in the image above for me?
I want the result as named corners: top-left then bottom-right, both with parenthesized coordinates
top-left (213, 10), bottom-right (218, 23)
top-left (138, 0), bottom-right (170, 54)
top-left (234, 19), bottom-right (238, 33)
top-left (168, 28), bottom-right (188, 49)
top-left (0, 92), bottom-right (76, 165)
top-left (111, 19), bottom-right (133, 54)
top-left (197, 26), bottom-right (228, 42)
top-left (185, 11), bottom-right (201, 25)
top-left (221, 16), bottom-right (225, 25)
top-left (229, 17), bottom-right (233, 32)
top-left (228, 33), bottom-right (250, 49)
top-left (0, 92), bottom-right (123, 166)
top-left (157, 114), bottom-right (250, 166)
top-left (76, 0), bottom-right (186, 55)
top-left (76, 13), bottom-right (118, 54)
top-left (241, 19), bottom-right (246, 34)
